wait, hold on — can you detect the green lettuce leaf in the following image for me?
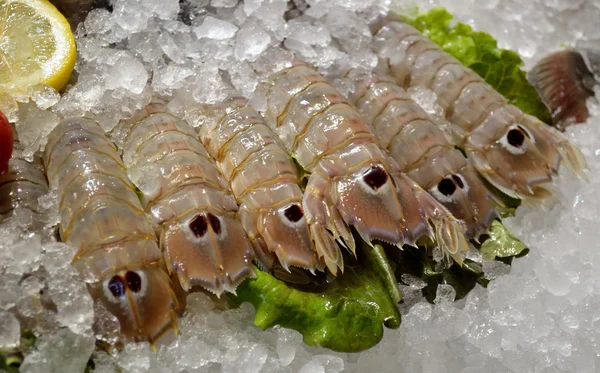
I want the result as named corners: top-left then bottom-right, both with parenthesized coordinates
top-left (235, 241), bottom-right (402, 353)
top-left (479, 220), bottom-right (529, 261)
top-left (402, 8), bottom-right (552, 124)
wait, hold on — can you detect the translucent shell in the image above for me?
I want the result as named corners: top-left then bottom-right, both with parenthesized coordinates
top-left (120, 109), bottom-right (255, 295)
top-left (197, 98), bottom-right (326, 275)
top-left (372, 19), bottom-right (588, 202)
top-left (43, 117), bottom-right (179, 348)
top-left (345, 69), bottom-right (497, 237)
top-left (0, 135), bottom-right (48, 226)
top-left (263, 64), bottom-right (470, 266)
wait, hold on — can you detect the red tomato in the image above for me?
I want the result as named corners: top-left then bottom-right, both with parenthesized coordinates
top-left (0, 110), bottom-right (13, 174)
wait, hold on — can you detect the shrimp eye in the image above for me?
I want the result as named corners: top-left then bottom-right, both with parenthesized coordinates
top-left (283, 204), bottom-right (304, 223)
top-left (108, 276), bottom-right (126, 298)
top-left (506, 128), bottom-right (525, 148)
top-left (437, 178), bottom-right (456, 196)
top-left (189, 214), bottom-right (208, 237)
top-left (125, 271), bottom-right (142, 293)
top-left (363, 166), bottom-right (388, 190)
top-left (451, 174), bottom-right (464, 189)
top-left (207, 213), bottom-right (222, 235)
top-left (517, 125), bottom-right (531, 138)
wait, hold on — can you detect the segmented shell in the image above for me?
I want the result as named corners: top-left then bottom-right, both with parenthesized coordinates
top-left (120, 105), bottom-right (255, 295)
top-left (344, 69), bottom-right (497, 237)
top-left (263, 64), bottom-right (469, 266)
top-left (372, 19), bottom-right (588, 201)
top-left (0, 135), bottom-right (48, 226)
top-left (197, 97), bottom-right (326, 276)
top-left (43, 117), bottom-right (179, 347)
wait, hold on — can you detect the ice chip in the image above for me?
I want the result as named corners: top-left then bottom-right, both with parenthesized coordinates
top-left (194, 16), bottom-right (239, 40)
top-left (234, 20), bottom-right (271, 62)
top-left (20, 329), bottom-right (95, 373)
top-left (0, 311), bottom-right (20, 350)
top-left (276, 327), bottom-right (303, 366)
top-left (28, 84), bottom-right (60, 110)
top-left (105, 56), bottom-right (148, 94)
top-left (435, 284), bottom-right (457, 304)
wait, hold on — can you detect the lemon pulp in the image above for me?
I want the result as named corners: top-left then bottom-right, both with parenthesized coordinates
top-left (0, 0), bottom-right (76, 94)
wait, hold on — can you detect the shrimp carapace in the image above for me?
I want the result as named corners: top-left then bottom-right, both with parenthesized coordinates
top-left (119, 108), bottom-right (255, 295)
top-left (262, 64), bottom-right (470, 264)
top-left (529, 48), bottom-right (600, 129)
top-left (43, 117), bottom-right (179, 348)
top-left (0, 130), bottom-right (49, 226)
top-left (372, 18), bottom-right (588, 202)
top-left (197, 98), bottom-right (329, 275)
top-left (344, 68), bottom-right (497, 237)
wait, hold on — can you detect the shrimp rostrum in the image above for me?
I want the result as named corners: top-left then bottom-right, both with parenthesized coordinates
top-left (197, 97), bottom-right (329, 276)
top-left (262, 64), bottom-right (469, 266)
top-left (43, 118), bottom-right (179, 347)
top-left (119, 102), bottom-right (254, 295)
top-left (371, 17), bottom-right (588, 202)
top-left (343, 68), bottom-right (498, 238)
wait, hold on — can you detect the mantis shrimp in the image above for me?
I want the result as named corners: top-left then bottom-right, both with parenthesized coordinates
top-left (261, 63), bottom-right (470, 266)
top-left (371, 17), bottom-right (588, 202)
top-left (43, 117), bottom-right (179, 347)
top-left (119, 99), bottom-right (255, 294)
top-left (196, 97), bottom-right (331, 276)
top-left (341, 68), bottom-right (497, 237)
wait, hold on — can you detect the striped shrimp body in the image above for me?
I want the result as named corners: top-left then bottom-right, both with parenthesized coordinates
top-left (0, 135), bottom-right (48, 225)
top-left (197, 98), bottom-right (329, 275)
top-left (43, 118), bottom-right (179, 347)
top-left (344, 69), bottom-right (497, 237)
top-left (263, 64), bottom-right (469, 265)
top-left (372, 19), bottom-right (588, 201)
top-left (120, 108), bottom-right (254, 295)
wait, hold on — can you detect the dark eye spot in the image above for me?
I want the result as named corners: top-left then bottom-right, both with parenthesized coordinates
top-left (189, 214), bottom-right (208, 237)
top-left (207, 213), bottom-right (221, 235)
top-left (284, 204), bottom-right (304, 223)
top-left (451, 174), bottom-right (464, 189)
top-left (507, 128), bottom-right (525, 148)
top-left (125, 271), bottom-right (142, 293)
top-left (437, 178), bottom-right (456, 196)
top-left (108, 276), bottom-right (125, 298)
top-left (363, 166), bottom-right (388, 190)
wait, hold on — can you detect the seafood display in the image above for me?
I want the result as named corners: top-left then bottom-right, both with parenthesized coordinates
top-left (343, 68), bottom-right (497, 237)
top-left (371, 17), bottom-right (588, 201)
top-left (43, 117), bottom-right (180, 346)
top-left (197, 97), bottom-right (327, 276)
top-left (262, 63), bottom-right (470, 265)
top-left (0, 128), bottom-right (48, 225)
top-left (119, 101), bottom-right (255, 294)
top-left (3, 0), bottom-right (597, 366)
top-left (529, 49), bottom-right (600, 129)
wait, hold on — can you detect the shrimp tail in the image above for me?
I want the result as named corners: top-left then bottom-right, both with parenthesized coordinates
top-left (528, 49), bottom-right (597, 128)
top-left (303, 171), bottom-right (353, 275)
top-left (558, 139), bottom-right (589, 182)
top-left (393, 172), bottom-right (469, 265)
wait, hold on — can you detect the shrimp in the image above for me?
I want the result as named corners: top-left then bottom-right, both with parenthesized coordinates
top-left (0, 130), bottom-right (48, 225)
top-left (196, 97), bottom-right (332, 275)
top-left (262, 63), bottom-right (469, 265)
top-left (529, 48), bottom-right (600, 129)
top-left (343, 68), bottom-right (497, 238)
top-left (119, 102), bottom-right (255, 295)
top-left (43, 117), bottom-right (179, 347)
top-left (371, 17), bottom-right (588, 202)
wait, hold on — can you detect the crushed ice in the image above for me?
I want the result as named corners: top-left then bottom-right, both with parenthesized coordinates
top-left (2, 0), bottom-right (600, 372)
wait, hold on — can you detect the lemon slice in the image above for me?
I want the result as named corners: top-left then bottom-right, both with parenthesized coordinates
top-left (0, 0), bottom-right (76, 94)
